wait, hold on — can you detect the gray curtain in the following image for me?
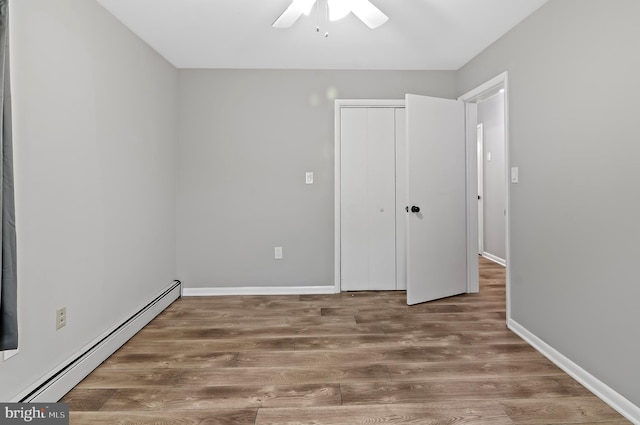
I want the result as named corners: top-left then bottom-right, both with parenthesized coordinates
top-left (0, 0), bottom-right (17, 352)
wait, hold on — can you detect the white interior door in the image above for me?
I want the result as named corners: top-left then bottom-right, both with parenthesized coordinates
top-left (405, 94), bottom-right (467, 305)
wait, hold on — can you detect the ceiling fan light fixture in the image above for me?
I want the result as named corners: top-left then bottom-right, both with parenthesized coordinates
top-left (273, 0), bottom-right (388, 30)
top-left (272, 0), bottom-right (317, 27)
top-left (328, 0), bottom-right (353, 21)
top-left (351, 0), bottom-right (388, 29)
top-left (293, 0), bottom-right (316, 16)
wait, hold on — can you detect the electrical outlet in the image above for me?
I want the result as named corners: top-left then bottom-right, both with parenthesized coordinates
top-left (56, 307), bottom-right (67, 330)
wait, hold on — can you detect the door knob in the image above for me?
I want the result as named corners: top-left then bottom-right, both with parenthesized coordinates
top-left (411, 206), bottom-right (420, 213)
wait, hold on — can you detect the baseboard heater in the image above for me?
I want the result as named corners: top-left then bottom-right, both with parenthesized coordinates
top-left (16, 280), bottom-right (181, 403)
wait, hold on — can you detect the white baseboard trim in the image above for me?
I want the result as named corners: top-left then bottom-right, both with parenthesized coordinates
top-left (481, 252), bottom-right (506, 266)
top-left (508, 319), bottom-right (640, 425)
top-left (182, 285), bottom-right (337, 297)
top-left (13, 281), bottom-right (181, 403)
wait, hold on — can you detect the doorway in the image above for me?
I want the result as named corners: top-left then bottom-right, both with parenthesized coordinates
top-left (477, 90), bottom-right (506, 266)
top-left (459, 72), bottom-right (511, 319)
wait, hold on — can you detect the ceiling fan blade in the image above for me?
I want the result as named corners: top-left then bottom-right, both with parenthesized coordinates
top-left (351, 0), bottom-right (388, 29)
top-left (273, 0), bottom-right (317, 28)
top-left (273, 5), bottom-right (304, 28)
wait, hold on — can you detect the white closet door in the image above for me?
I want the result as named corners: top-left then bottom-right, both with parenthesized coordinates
top-left (395, 108), bottom-right (407, 290)
top-left (367, 108), bottom-right (396, 290)
top-left (341, 108), bottom-right (369, 291)
top-left (341, 107), bottom-right (396, 291)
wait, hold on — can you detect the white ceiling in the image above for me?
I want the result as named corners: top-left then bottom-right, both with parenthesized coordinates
top-left (95, 0), bottom-right (549, 70)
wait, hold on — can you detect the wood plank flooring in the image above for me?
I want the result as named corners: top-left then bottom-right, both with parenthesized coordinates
top-left (62, 258), bottom-right (630, 424)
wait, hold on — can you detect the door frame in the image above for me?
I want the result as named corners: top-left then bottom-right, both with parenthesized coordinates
top-left (458, 71), bottom-right (511, 320)
top-left (334, 99), bottom-right (405, 293)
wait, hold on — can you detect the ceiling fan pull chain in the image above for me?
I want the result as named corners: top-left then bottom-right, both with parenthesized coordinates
top-left (324, 0), bottom-right (329, 37)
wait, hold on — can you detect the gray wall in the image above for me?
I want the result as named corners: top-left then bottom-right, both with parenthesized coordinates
top-left (478, 93), bottom-right (506, 260)
top-left (177, 70), bottom-right (456, 288)
top-left (2, 0), bottom-right (178, 400)
top-left (458, 0), bottom-right (640, 406)
top-left (6, 0), bottom-right (638, 411)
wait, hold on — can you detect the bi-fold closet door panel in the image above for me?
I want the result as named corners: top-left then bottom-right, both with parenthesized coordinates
top-left (340, 107), bottom-right (397, 291)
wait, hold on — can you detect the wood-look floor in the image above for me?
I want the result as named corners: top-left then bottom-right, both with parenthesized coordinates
top-left (62, 258), bottom-right (630, 424)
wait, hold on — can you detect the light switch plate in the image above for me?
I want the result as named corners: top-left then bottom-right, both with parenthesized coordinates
top-left (305, 172), bottom-right (313, 185)
top-left (274, 246), bottom-right (283, 260)
top-left (511, 167), bottom-right (519, 183)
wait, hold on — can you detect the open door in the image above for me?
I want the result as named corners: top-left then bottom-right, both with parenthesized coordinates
top-left (405, 94), bottom-right (467, 305)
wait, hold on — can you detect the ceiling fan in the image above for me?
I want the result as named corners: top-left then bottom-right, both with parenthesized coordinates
top-left (273, 0), bottom-right (388, 30)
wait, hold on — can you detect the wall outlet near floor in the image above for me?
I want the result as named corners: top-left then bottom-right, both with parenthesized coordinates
top-left (56, 307), bottom-right (67, 330)
top-left (274, 246), bottom-right (283, 260)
